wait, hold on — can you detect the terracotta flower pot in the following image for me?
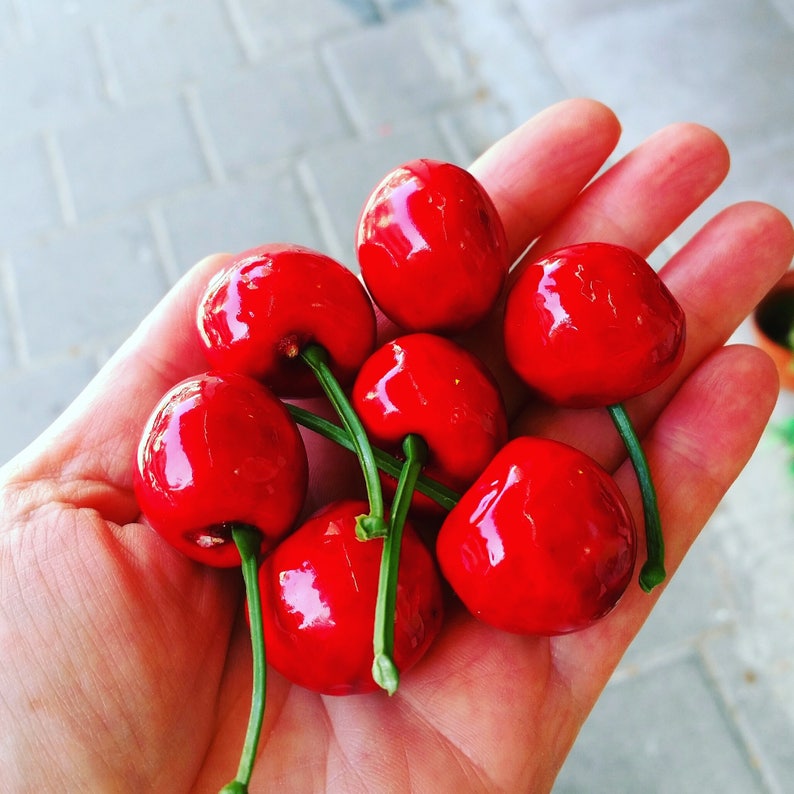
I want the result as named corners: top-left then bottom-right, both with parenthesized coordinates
top-left (753, 269), bottom-right (794, 392)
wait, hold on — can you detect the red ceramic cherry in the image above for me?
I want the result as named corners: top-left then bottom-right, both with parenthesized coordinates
top-left (436, 436), bottom-right (637, 635)
top-left (356, 158), bottom-right (510, 335)
top-left (351, 332), bottom-right (508, 512)
top-left (504, 241), bottom-right (686, 408)
top-left (260, 499), bottom-right (443, 695)
top-left (134, 371), bottom-right (308, 567)
top-left (197, 243), bottom-right (377, 398)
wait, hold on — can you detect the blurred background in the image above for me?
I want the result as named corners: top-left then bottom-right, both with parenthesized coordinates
top-left (0, 0), bottom-right (792, 790)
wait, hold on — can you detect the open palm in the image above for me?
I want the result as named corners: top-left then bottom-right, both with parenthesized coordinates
top-left (2, 99), bottom-right (792, 793)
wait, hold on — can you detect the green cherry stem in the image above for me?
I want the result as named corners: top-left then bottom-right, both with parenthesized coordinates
top-left (607, 403), bottom-right (666, 593)
top-left (299, 343), bottom-right (387, 540)
top-left (372, 433), bottom-right (428, 695)
top-left (285, 403), bottom-right (460, 511)
top-left (219, 525), bottom-right (268, 794)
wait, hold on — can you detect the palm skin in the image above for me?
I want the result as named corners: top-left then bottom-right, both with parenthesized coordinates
top-left (1, 98), bottom-right (792, 793)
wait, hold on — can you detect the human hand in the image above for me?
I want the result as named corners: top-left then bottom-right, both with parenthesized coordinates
top-left (1, 98), bottom-right (792, 792)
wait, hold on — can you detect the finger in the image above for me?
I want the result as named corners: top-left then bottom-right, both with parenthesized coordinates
top-left (524, 122), bottom-right (730, 265)
top-left (664, 202), bottom-right (794, 364)
top-left (372, 99), bottom-right (623, 345)
top-left (510, 201), bottom-right (794, 467)
top-left (623, 200), bottom-right (793, 434)
top-left (466, 121), bottom-right (732, 412)
top-left (551, 343), bottom-right (779, 697)
top-left (469, 98), bottom-right (622, 263)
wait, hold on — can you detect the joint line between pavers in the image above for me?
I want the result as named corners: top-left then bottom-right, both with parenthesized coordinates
top-left (295, 158), bottom-right (348, 267)
top-left (147, 204), bottom-right (182, 288)
top-left (42, 132), bottom-right (78, 228)
top-left (89, 23), bottom-right (124, 105)
top-left (0, 253), bottom-right (31, 368)
top-left (183, 85), bottom-right (228, 185)
top-left (222, 0), bottom-right (260, 63)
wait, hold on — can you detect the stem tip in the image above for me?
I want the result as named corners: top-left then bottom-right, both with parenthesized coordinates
top-left (356, 514), bottom-right (389, 540)
top-left (372, 653), bottom-right (400, 696)
top-left (219, 780), bottom-right (247, 793)
top-left (639, 561), bottom-right (666, 593)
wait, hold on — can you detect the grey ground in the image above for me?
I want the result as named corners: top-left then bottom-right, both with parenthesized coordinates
top-left (0, 1), bottom-right (793, 791)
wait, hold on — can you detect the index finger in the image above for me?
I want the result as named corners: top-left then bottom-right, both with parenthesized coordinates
top-left (470, 98), bottom-right (621, 262)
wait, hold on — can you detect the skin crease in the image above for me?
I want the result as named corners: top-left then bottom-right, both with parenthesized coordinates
top-left (0, 98), bottom-right (792, 792)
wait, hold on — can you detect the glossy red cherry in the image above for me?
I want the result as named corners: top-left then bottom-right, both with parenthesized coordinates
top-left (436, 436), bottom-right (637, 635)
top-left (197, 243), bottom-right (377, 398)
top-left (134, 371), bottom-right (308, 567)
top-left (504, 242), bottom-right (686, 407)
top-left (260, 499), bottom-right (443, 695)
top-left (356, 158), bottom-right (510, 335)
top-left (351, 333), bottom-right (508, 511)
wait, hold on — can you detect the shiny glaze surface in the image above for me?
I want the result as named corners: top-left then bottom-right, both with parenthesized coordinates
top-left (436, 436), bottom-right (636, 635)
top-left (134, 371), bottom-right (308, 567)
top-left (260, 499), bottom-right (443, 695)
top-left (504, 242), bottom-right (686, 407)
top-left (352, 333), bottom-right (508, 509)
top-left (356, 158), bottom-right (509, 334)
top-left (197, 243), bottom-right (376, 398)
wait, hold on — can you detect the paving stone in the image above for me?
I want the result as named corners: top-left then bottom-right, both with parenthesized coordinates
top-left (619, 528), bottom-right (735, 667)
top-left (707, 399), bottom-right (794, 615)
top-left (703, 630), bottom-right (794, 793)
top-left (18, 0), bottom-right (142, 33)
top-left (704, 412), bottom-right (794, 721)
top-left (0, 136), bottom-right (63, 242)
top-left (161, 164), bottom-right (326, 275)
top-left (8, 214), bottom-right (168, 359)
top-left (98, 0), bottom-right (243, 101)
top-left (234, 0), bottom-right (380, 57)
top-left (0, 27), bottom-right (107, 143)
top-left (298, 120), bottom-right (456, 267)
top-left (513, 0), bottom-right (794, 257)
top-left (375, 0), bottom-right (427, 14)
top-left (321, 8), bottom-right (473, 134)
top-left (513, 0), bottom-right (794, 153)
top-left (0, 267), bottom-right (17, 372)
top-left (0, 353), bottom-right (97, 465)
top-left (738, 130), bottom-right (794, 218)
top-left (57, 97), bottom-right (210, 219)
top-left (770, 0), bottom-right (794, 27)
top-left (444, 0), bottom-right (568, 133)
top-left (198, 53), bottom-right (352, 176)
top-left (437, 98), bottom-right (515, 163)
top-left (517, 0), bottom-right (645, 33)
top-left (0, 0), bottom-right (19, 47)
top-left (553, 651), bottom-right (766, 793)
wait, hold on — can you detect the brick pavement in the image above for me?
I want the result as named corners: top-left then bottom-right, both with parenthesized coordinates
top-left (0, 1), bottom-right (792, 791)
